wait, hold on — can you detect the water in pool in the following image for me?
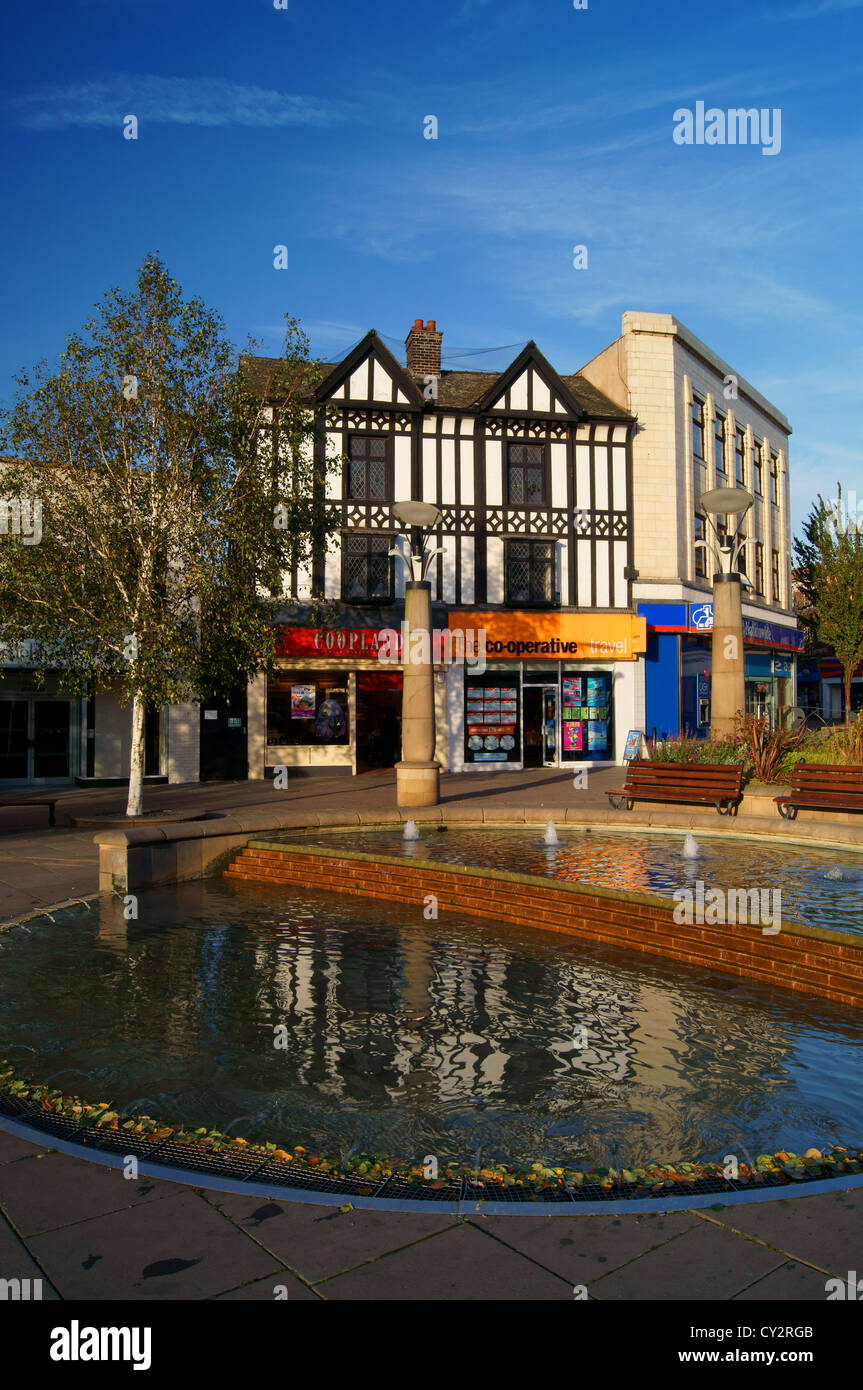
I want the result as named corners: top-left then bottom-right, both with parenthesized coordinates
top-left (276, 825), bottom-right (863, 937)
top-left (1, 873), bottom-right (861, 1172)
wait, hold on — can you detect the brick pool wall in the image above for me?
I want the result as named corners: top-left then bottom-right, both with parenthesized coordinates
top-left (224, 845), bottom-right (863, 1011)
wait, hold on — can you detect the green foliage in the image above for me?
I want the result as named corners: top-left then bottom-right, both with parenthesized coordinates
top-left (646, 733), bottom-right (743, 767)
top-left (0, 256), bottom-right (341, 809)
top-left (794, 484), bottom-right (863, 725)
top-left (732, 712), bottom-right (807, 784)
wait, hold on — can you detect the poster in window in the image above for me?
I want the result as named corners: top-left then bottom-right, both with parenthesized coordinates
top-left (562, 720), bottom-right (583, 752)
top-left (586, 677), bottom-right (605, 707)
top-left (499, 688), bottom-right (517, 701)
top-left (291, 684), bottom-right (316, 719)
top-left (587, 720), bottom-right (607, 750)
top-left (562, 677), bottom-right (581, 703)
top-left (315, 698), bottom-right (346, 742)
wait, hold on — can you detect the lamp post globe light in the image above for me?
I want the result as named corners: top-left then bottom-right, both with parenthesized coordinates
top-left (388, 501), bottom-right (444, 807)
top-left (696, 486), bottom-right (755, 740)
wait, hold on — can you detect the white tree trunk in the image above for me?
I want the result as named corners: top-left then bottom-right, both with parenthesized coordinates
top-left (126, 694), bottom-right (146, 817)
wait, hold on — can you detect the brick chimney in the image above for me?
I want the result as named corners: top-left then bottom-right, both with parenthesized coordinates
top-left (405, 318), bottom-right (442, 378)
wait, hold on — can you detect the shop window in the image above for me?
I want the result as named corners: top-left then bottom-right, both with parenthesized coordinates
top-left (347, 435), bottom-right (389, 500)
top-left (560, 670), bottom-right (614, 763)
top-left (734, 427), bottom-right (746, 485)
top-left (341, 533), bottom-right (393, 602)
top-left (691, 395), bottom-right (705, 461)
top-left (464, 674), bottom-right (520, 764)
top-left (267, 672), bottom-right (349, 747)
top-left (507, 443), bottom-right (547, 507)
top-left (714, 411), bottom-right (726, 476)
top-left (505, 539), bottom-right (555, 604)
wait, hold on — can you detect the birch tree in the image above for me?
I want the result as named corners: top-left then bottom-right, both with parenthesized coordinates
top-left (0, 254), bottom-right (337, 813)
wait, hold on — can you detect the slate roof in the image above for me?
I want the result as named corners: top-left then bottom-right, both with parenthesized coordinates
top-left (242, 347), bottom-right (631, 421)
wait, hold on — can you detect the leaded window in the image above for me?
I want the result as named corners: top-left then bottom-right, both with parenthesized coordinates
top-left (507, 443), bottom-right (547, 506)
top-left (505, 539), bottom-right (555, 604)
top-left (341, 533), bottom-right (392, 602)
top-left (348, 435), bottom-right (388, 501)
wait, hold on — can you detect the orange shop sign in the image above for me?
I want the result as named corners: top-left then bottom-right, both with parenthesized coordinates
top-left (447, 611), bottom-right (647, 662)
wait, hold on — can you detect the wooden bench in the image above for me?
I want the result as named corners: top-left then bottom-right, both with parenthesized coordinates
top-left (0, 799), bottom-right (58, 828)
top-left (775, 762), bottom-right (863, 820)
top-left (607, 760), bottom-right (744, 816)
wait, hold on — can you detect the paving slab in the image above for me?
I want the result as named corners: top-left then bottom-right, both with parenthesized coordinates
top-left (0, 1128), bottom-right (51, 1165)
top-left (318, 1220), bottom-right (572, 1300)
top-left (202, 1192), bottom-right (460, 1282)
top-left (468, 1210), bottom-right (700, 1284)
top-left (213, 1271), bottom-right (322, 1301)
top-left (701, 1188), bottom-right (863, 1276)
top-left (588, 1220), bottom-right (783, 1300)
top-left (732, 1260), bottom-right (833, 1301)
top-left (0, 1211), bottom-right (60, 1299)
top-left (0, 1149), bottom-right (174, 1237)
top-left (27, 1188), bottom-right (280, 1300)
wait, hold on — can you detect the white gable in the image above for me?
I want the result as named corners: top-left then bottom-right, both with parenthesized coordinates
top-left (487, 362), bottom-right (569, 414)
top-left (325, 349), bottom-right (410, 405)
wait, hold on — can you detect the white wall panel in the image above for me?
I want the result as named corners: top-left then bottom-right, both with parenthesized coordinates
top-left (394, 434), bottom-right (411, 499)
top-left (349, 361), bottom-right (369, 399)
top-left (593, 448), bottom-right (609, 508)
top-left (460, 536), bottom-right (475, 604)
top-left (442, 534), bottom-right (456, 603)
top-left (558, 540), bottom-right (569, 604)
top-left (485, 440), bottom-right (502, 506)
top-left (550, 442), bottom-right (567, 508)
top-left (441, 438), bottom-right (456, 504)
top-left (422, 439), bottom-right (437, 501)
top-left (594, 541), bottom-right (610, 607)
top-left (459, 441), bottom-right (475, 504)
top-left (575, 445), bottom-right (591, 509)
top-left (324, 541), bottom-right (341, 597)
top-left (486, 536), bottom-right (504, 603)
top-left (372, 360), bottom-right (392, 401)
top-left (325, 433), bottom-right (342, 499)
top-left (532, 373), bottom-right (550, 412)
top-left (612, 447), bottom-right (627, 509)
top-left (613, 540), bottom-right (628, 608)
top-left (510, 372), bottom-right (528, 410)
top-left (576, 538), bottom-right (592, 605)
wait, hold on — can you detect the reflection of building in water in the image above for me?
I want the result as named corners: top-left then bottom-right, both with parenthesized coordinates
top-left (522, 839), bottom-right (653, 896)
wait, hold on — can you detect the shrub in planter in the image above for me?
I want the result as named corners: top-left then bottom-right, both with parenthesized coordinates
top-left (733, 713), bottom-right (806, 784)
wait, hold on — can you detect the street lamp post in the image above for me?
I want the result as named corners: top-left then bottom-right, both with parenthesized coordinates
top-left (388, 501), bottom-right (444, 807)
top-left (696, 486), bottom-right (755, 740)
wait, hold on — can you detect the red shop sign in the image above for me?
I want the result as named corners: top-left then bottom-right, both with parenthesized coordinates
top-left (275, 627), bottom-right (395, 658)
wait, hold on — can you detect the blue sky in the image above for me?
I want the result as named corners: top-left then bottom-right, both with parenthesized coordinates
top-left (1, 0), bottom-right (861, 529)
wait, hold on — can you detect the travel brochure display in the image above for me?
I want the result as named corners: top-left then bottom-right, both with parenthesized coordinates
top-left (465, 684), bottom-right (519, 763)
top-left (561, 672), bottom-right (611, 759)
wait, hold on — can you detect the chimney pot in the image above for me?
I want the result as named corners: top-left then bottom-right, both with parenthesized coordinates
top-left (414, 318), bottom-right (423, 328)
top-left (405, 318), bottom-right (443, 379)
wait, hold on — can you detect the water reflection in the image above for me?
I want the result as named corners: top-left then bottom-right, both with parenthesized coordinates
top-left (0, 878), bottom-right (859, 1172)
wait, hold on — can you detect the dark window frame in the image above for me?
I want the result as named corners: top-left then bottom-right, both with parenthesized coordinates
top-left (734, 427), bottom-right (746, 485)
top-left (345, 432), bottom-right (392, 502)
top-left (694, 513), bottom-right (707, 578)
top-left (340, 531), bottom-right (394, 604)
top-left (691, 395), bottom-right (706, 461)
top-left (752, 439), bottom-right (763, 496)
top-left (506, 441), bottom-right (549, 508)
top-left (714, 410), bottom-right (726, 476)
top-left (769, 452), bottom-right (779, 506)
top-left (772, 548), bottom-right (781, 599)
top-left (504, 538), bottom-right (557, 606)
top-left (754, 541), bottom-right (764, 595)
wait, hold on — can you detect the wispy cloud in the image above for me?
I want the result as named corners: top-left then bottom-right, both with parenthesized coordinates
top-left (779, 0), bottom-right (863, 18)
top-left (7, 74), bottom-right (349, 131)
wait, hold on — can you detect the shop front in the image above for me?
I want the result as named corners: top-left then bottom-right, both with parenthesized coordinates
top-left (261, 625), bottom-right (424, 775)
top-left (447, 611), bottom-right (646, 771)
top-left (639, 602), bottom-right (803, 736)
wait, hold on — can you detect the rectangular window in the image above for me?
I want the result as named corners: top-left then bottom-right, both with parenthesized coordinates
top-left (694, 513), bottom-right (706, 578)
top-left (734, 427), bottom-right (746, 485)
top-left (691, 395), bottom-right (705, 461)
top-left (770, 452), bottom-right (779, 506)
top-left (754, 542), bottom-right (764, 595)
top-left (464, 673), bottom-right (521, 765)
top-left (507, 442), bottom-right (547, 506)
top-left (714, 411), bottom-right (726, 476)
top-left (505, 539), bottom-right (555, 604)
top-left (752, 438), bottom-right (763, 495)
top-left (771, 548), bottom-right (781, 600)
top-left (347, 435), bottom-right (389, 501)
top-left (267, 672), bottom-right (350, 747)
top-left (341, 533), bottom-right (393, 602)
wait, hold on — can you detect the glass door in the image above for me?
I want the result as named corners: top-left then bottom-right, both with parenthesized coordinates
top-left (32, 701), bottom-right (71, 779)
top-left (0, 700), bottom-right (29, 781)
top-left (542, 686), bottom-right (558, 766)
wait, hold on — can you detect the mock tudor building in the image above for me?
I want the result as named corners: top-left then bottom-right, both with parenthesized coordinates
top-left (243, 319), bottom-right (646, 776)
top-left (579, 312), bottom-right (800, 738)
